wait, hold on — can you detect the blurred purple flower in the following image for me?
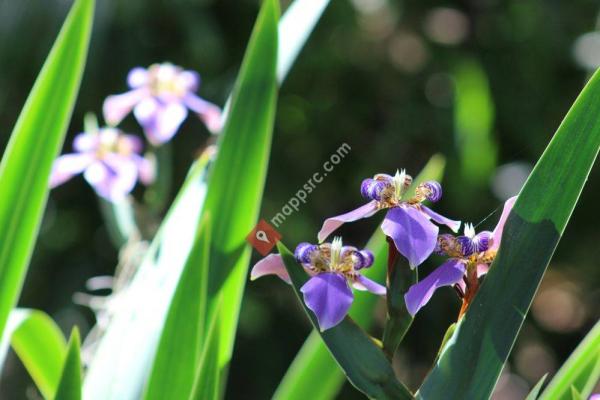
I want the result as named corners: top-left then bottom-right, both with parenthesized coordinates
top-left (319, 170), bottom-right (460, 268)
top-left (404, 196), bottom-right (517, 316)
top-left (251, 237), bottom-right (385, 331)
top-left (103, 63), bottom-right (222, 145)
top-left (50, 128), bottom-right (154, 202)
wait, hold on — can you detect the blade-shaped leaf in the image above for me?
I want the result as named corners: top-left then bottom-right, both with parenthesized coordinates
top-left (526, 374), bottom-right (548, 400)
top-left (277, 242), bottom-right (413, 400)
top-left (54, 328), bottom-right (82, 400)
top-left (83, 0), bottom-right (329, 396)
top-left (418, 69), bottom-right (600, 399)
top-left (273, 155), bottom-right (446, 400)
top-left (540, 320), bottom-right (600, 400)
top-left (143, 215), bottom-right (211, 400)
top-left (199, 0), bottom-right (278, 372)
top-left (0, 309), bottom-right (67, 399)
top-left (0, 0), bottom-right (93, 341)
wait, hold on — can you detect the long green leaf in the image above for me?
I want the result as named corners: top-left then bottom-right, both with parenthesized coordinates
top-left (0, 0), bottom-right (93, 341)
top-left (54, 328), bottom-right (82, 400)
top-left (526, 374), bottom-right (548, 400)
top-left (273, 155), bottom-right (446, 400)
top-left (199, 0), bottom-right (278, 387)
top-left (277, 243), bottom-right (413, 399)
top-left (0, 309), bottom-right (67, 399)
top-left (418, 69), bottom-right (600, 399)
top-left (143, 215), bottom-right (211, 400)
top-left (540, 320), bottom-right (600, 400)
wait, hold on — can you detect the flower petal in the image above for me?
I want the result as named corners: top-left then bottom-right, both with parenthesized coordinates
top-left (477, 263), bottom-right (489, 278)
top-left (250, 254), bottom-right (291, 284)
top-left (131, 154), bottom-right (155, 185)
top-left (84, 156), bottom-right (138, 202)
top-left (491, 196), bottom-right (517, 250)
top-left (127, 67), bottom-right (149, 88)
top-left (49, 153), bottom-right (94, 188)
top-left (134, 98), bottom-right (188, 145)
top-left (317, 201), bottom-right (379, 243)
top-left (183, 94), bottom-right (223, 133)
top-left (420, 205), bottom-right (461, 233)
top-left (352, 275), bottom-right (386, 296)
top-left (300, 272), bottom-right (353, 331)
top-left (73, 133), bottom-right (99, 152)
top-left (381, 206), bottom-right (439, 268)
top-left (103, 88), bottom-right (149, 126)
top-left (404, 259), bottom-right (466, 316)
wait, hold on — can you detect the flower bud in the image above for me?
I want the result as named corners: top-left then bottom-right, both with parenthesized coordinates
top-left (295, 242), bottom-right (317, 264)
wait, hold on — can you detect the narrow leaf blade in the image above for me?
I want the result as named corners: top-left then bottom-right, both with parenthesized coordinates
top-left (418, 69), bottom-right (600, 399)
top-left (54, 328), bottom-right (82, 400)
top-left (0, 0), bottom-right (93, 340)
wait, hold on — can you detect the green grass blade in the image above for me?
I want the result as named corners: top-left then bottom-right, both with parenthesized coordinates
top-left (200, 0), bottom-right (278, 371)
top-left (143, 215), bottom-right (211, 400)
top-left (417, 69), bottom-right (600, 399)
top-left (0, 0), bottom-right (93, 342)
top-left (0, 309), bottom-right (67, 399)
top-left (277, 0), bottom-right (330, 83)
top-left (277, 243), bottom-right (413, 400)
top-left (273, 155), bottom-right (446, 400)
top-left (525, 374), bottom-right (548, 400)
top-left (454, 58), bottom-right (497, 186)
top-left (540, 320), bottom-right (600, 400)
top-left (54, 328), bottom-right (82, 400)
top-left (188, 298), bottom-right (223, 400)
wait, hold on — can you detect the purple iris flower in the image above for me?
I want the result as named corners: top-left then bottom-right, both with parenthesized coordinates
top-left (103, 63), bottom-right (222, 145)
top-left (319, 170), bottom-right (460, 268)
top-left (404, 196), bottom-right (517, 316)
top-left (50, 128), bottom-right (154, 202)
top-left (250, 237), bottom-right (385, 331)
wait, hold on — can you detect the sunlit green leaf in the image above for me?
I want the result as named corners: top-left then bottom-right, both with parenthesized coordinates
top-left (418, 69), bottom-right (600, 399)
top-left (540, 320), bottom-right (600, 400)
top-left (54, 328), bottom-right (82, 400)
top-left (0, 309), bottom-right (66, 399)
top-left (0, 0), bottom-right (93, 342)
top-left (525, 374), bottom-right (548, 400)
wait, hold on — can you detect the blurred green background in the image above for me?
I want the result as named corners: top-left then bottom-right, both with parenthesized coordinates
top-left (0, 0), bottom-right (599, 398)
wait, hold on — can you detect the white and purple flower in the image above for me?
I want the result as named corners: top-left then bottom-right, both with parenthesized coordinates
top-left (103, 63), bottom-right (222, 145)
top-left (318, 170), bottom-right (460, 268)
top-left (250, 237), bottom-right (385, 331)
top-left (50, 128), bottom-right (154, 202)
top-left (404, 196), bottom-right (517, 316)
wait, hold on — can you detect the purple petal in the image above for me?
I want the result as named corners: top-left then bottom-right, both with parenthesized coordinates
top-left (300, 272), bottom-right (353, 331)
top-left (180, 70), bottom-right (200, 91)
top-left (103, 88), bottom-right (149, 126)
top-left (381, 206), bottom-right (439, 268)
top-left (404, 259), bottom-right (466, 316)
top-left (121, 134), bottom-right (144, 154)
top-left (134, 98), bottom-right (188, 145)
top-left (131, 154), bottom-right (155, 185)
top-left (73, 133), bottom-right (100, 152)
top-left (127, 67), bottom-right (149, 88)
top-left (49, 153), bottom-right (94, 188)
top-left (352, 275), bottom-right (386, 296)
top-left (83, 156), bottom-right (138, 202)
top-left (420, 205), bottom-right (461, 233)
top-left (317, 201), bottom-right (378, 243)
top-left (250, 254), bottom-right (291, 284)
top-left (183, 94), bottom-right (223, 133)
top-left (491, 196), bottom-right (517, 250)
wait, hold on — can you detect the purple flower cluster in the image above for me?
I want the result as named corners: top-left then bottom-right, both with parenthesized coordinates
top-left (252, 237), bottom-right (385, 330)
top-left (251, 167), bottom-right (517, 331)
top-left (50, 63), bottom-right (222, 201)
